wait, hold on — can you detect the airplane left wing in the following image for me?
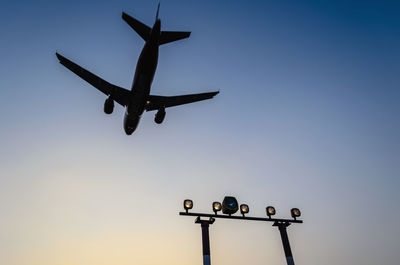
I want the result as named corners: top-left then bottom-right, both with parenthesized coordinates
top-left (56, 53), bottom-right (131, 106)
top-left (145, 91), bottom-right (219, 111)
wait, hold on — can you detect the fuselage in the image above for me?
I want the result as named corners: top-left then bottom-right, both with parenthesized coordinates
top-left (124, 19), bottom-right (161, 135)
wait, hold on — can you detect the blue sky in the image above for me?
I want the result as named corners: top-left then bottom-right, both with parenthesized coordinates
top-left (0, 1), bottom-right (399, 265)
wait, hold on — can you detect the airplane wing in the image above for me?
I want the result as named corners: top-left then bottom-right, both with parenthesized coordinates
top-left (56, 53), bottom-right (131, 106)
top-left (145, 91), bottom-right (219, 111)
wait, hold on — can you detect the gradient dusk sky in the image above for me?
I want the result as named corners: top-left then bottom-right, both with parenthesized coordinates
top-left (0, 1), bottom-right (399, 265)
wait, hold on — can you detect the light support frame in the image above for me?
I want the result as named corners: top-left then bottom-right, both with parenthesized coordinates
top-left (180, 205), bottom-right (303, 265)
top-left (179, 211), bottom-right (303, 224)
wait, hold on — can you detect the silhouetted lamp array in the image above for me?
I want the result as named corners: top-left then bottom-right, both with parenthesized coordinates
top-left (183, 197), bottom-right (301, 221)
top-left (180, 196), bottom-right (303, 265)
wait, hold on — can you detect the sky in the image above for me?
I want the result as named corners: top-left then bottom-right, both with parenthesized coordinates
top-left (0, 0), bottom-right (399, 265)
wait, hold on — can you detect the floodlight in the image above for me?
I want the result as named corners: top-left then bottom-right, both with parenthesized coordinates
top-left (240, 204), bottom-right (249, 216)
top-left (212, 202), bottom-right (222, 214)
top-left (184, 199), bottom-right (193, 213)
top-left (266, 206), bottom-right (276, 218)
top-left (222, 196), bottom-right (239, 215)
top-left (291, 208), bottom-right (301, 219)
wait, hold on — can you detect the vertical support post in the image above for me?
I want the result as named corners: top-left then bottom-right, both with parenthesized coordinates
top-left (201, 222), bottom-right (211, 265)
top-left (195, 217), bottom-right (215, 265)
top-left (273, 221), bottom-right (295, 265)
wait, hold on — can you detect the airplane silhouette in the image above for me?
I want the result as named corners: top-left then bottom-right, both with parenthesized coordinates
top-left (56, 4), bottom-right (218, 135)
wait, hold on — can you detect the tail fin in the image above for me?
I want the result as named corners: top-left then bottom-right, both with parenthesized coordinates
top-left (122, 4), bottom-right (191, 45)
top-left (155, 4), bottom-right (191, 45)
top-left (159, 31), bottom-right (191, 45)
top-left (155, 3), bottom-right (160, 21)
top-left (122, 12), bottom-right (151, 41)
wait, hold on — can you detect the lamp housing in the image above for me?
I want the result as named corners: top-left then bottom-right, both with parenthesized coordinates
top-left (212, 202), bottom-right (222, 214)
top-left (183, 199), bottom-right (193, 212)
top-left (266, 206), bottom-right (276, 217)
top-left (291, 208), bottom-right (301, 219)
top-left (240, 204), bottom-right (249, 216)
top-left (222, 196), bottom-right (239, 215)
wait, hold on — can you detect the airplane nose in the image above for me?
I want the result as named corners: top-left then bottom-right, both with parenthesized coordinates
top-left (124, 123), bottom-right (137, 135)
top-left (124, 113), bottom-right (140, 135)
top-left (124, 126), bottom-right (134, 135)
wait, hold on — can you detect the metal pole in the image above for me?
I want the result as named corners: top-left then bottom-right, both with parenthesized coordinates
top-left (201, 222), bottom-right (211, 265)
top-left (195, 217), bottom-right (214, 265)
top-left (273, 221), bottom-right (295, 265)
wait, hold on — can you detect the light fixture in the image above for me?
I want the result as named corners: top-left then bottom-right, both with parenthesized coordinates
top-left (240, 204), bottom-right (249, 216)
top-left (291, 208), bottom-right (301, 219)
top-left (266, 206), bottom-right (276, 218)
top-left (212, 202), bottom-right (222, 214)
top-left (184, 199), bottom-right (193, 213)
top-left (222, 196), bottom-right (239, 215)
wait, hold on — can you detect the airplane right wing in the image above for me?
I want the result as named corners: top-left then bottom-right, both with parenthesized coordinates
top-left (56, 53), bottom-right (131, 106)
top-left (146, 91), bottom-right (219, 111)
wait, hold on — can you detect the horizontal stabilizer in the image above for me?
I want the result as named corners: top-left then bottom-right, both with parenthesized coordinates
top-left (146, 91), bottom-right (219, 111)
top-left (122, 12), bottom-right (151, 41)
top-left (159, 31), bottom-right (191, 45)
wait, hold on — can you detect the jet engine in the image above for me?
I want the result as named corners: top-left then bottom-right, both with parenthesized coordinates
top-left (154, 107), bottom-right (166, 124)
top-left (104, 97), bottom-right (114, 114)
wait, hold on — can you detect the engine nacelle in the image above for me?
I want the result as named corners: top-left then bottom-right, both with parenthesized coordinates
top-left (154, 107), bottom-right (166, 124)
top-left (104, 97), bottom-right (114, 114)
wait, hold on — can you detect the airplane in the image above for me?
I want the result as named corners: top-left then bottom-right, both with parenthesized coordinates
top-left (56, 4), bottom-right (218, 135)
